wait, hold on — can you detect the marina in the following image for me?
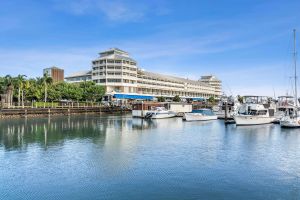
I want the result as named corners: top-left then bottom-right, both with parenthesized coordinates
top-left (1, 114), bottom-right (300, 199)
top-left (1, 0), bottom-right (300, 199)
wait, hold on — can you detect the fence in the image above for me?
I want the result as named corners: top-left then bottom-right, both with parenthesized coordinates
top-left (0, 101), bottom-right (104, 109)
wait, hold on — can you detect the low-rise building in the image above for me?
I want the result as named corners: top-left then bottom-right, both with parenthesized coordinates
top-left (65, 70), bottom-right (92, 83)
top-left (43, 66), bottom-right (64, 83)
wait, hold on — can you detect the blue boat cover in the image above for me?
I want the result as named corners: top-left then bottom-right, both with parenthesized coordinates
top-left (113, 94), bottom-right (153, 100)
top-left (192, 109), bottom-right (214, 115)
top-left (192, 97), bottom-right (205, 101)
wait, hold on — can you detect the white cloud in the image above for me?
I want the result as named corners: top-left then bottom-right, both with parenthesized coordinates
top-left (52, 0), bottom-right (169, 22)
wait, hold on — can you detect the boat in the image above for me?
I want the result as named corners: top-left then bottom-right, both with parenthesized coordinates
top-left (144, 107), bottom-right (176, 119)
top-left (280, 29), bottom-right (300, 128)
top-left (132, 102), bottom-right (191, 118)
top-left (183, 109), bottom-right (217, 121)
top-left (233, 96), bottom-right (276, 125)
top-left (273, 96), bottom-right (295, 123)
top-left (213, 95), bottom-right (240, 119)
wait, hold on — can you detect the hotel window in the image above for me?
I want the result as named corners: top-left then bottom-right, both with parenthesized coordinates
top-left (107, 79), bottom-right (121, 82)
top-left (99, 79), bottom-right (106, 83)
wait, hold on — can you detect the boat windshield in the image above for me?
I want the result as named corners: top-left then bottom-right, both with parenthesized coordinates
top-left (244, 96), bottom-right (269, 104)
top-left (277, 96), bottom-right (295, 107)
top-left (152, 107), bottom-right (167, 111)
top-left (192, 109), bottom-right (214, 115)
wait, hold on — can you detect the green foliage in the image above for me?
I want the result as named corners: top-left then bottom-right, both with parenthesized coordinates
top-left (80, 81), bottom-right (105, 101)
top-left (0, 75), bottom-right (105, 103)
top-left (173, 95), bottom-right (181, 102)
top-left (208, 96), bottom-right (215, 103)
top-left (157, 96), bottom-right (166, 102)
top-left (33, 102), bottom-right (59, 107)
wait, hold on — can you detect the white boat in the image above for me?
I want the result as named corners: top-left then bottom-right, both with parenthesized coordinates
top-left (279, 29), bottom-right (300, 128)
top-left (145, 107), bottom-right (176, 119)
top-left (183, 109), bottom-right (217, 121)
top-left (280, 115), bottom-right (300, 128)
top-left (234, 96), bottom-right (276, 125)
top-left (273, 96), bottom-right (295, 123)
top-left (213, 95), bottom-right (240, 119)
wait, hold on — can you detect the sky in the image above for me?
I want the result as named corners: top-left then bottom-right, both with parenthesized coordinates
top-left (0, 0), bottom-right (300, 96)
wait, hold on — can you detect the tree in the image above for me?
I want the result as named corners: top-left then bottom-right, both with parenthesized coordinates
top-left (79, 81), bottom-right (105, 102)
top-left (15, 75), bottom-right (27, 106)
top-left (39, 73), bottom-right (53, 102)
top-left (157, 96), bottom-right (165, 102)
top-left (208, 96), bottom-right (215, 104)
top-left (4, 75), bottom-right (14, 106)
top-left (173, 95), bottom-right (181, 102)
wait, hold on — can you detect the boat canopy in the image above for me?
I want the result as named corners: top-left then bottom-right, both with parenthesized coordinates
top-left (113, 93), bottom-right (153, 100)
top-left (191, 97), bottom-right (205, 101)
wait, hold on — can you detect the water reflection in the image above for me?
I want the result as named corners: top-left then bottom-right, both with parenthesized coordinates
top-left (0, 115), bottom-right (163, 151)
top-left (1, 115), bottom-right (300, 200)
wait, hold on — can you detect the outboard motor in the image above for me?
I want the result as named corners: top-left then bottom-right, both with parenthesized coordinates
top-left (145, 112), bottom-right (154, 119)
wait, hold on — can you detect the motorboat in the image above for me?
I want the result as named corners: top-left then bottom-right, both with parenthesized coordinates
top-left (183, 109), bottom-right (217, 121)
top-left (233, 96), bottom-right (276, 125)
top-left (144, 107), bottom-right (176, 119)
top-left (213, 95), bottom-right (240, 119)
top-left (273, 96), bottom-right (295, 123)
top-left (280, 29), bottom-right (300, 128)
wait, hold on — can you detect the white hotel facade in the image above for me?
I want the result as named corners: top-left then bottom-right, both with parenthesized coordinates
top-left (65, 48), bottom-right (222, 101)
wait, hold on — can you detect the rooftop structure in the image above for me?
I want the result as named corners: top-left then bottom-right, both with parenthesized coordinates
top-left (199, 75), bottom-right (222, 96)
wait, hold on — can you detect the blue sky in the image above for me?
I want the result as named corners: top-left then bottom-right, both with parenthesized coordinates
top-left (0, 0), bottom-right (300, 96)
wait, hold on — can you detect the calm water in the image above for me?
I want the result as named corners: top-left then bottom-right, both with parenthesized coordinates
top-left (1, 114), bottom-right (300, 200)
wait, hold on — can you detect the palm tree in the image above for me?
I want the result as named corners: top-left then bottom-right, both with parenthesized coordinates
top-left (15, 75), bottom-right (27, 106)
top-left (4, 75), bottom-right (14, 107)
top-left (41, 73), bottom-right (53, 103)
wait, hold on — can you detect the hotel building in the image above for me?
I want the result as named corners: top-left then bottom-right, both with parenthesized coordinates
top-left (65, 48), bottom-right (222, 100)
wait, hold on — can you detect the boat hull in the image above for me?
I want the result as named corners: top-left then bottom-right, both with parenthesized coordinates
top-left (280, 117), bottom-right (300, 128)
top-left (183, 113), bottom-right (217, 121)
top-left (234, 115), bottom-right (276, 125)
top-left (146, 111), bottom-right (177, 119)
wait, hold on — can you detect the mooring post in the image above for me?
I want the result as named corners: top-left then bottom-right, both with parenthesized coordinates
top-left (225, 101), bottom-right (228, 123)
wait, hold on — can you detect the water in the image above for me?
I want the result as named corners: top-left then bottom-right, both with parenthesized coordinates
top-left (1, 114), bottom-right (300, 200)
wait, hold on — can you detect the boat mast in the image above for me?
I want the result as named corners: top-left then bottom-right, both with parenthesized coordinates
top-left (293, 29), bottom-right (298, 107)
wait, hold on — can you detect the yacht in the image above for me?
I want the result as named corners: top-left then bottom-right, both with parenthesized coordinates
top-left (233, 96), bottom-right (276, 125)
top-left (145, 107), bottom-right (176, 119)
top-left (213, 95), bottom-right (240, 119)
top-left (183, 109), bottom-right (217, 121)
top-left (280, 29), bottom-right (300, 128)
top-left (273, 96), bottom-right (295, 123)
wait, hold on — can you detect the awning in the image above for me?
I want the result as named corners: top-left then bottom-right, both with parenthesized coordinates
top-left (191, 97), bottom-right (205, 101)
top-left (113, 94), bottom-right (153, 100)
